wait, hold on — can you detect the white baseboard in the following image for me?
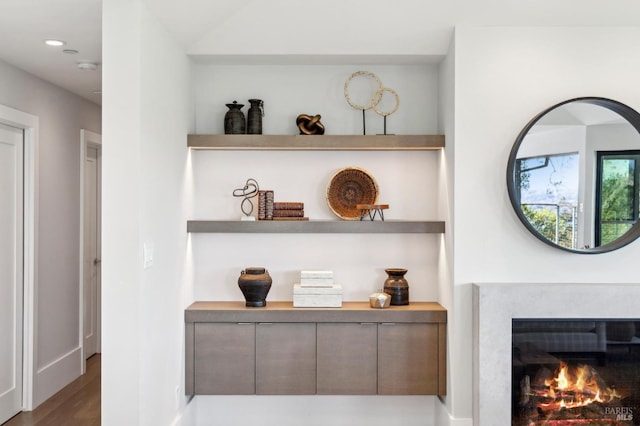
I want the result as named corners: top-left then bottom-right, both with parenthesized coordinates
top-left (33, 346), bottom-right (82, 408)
top-left (435, 401), bottom-right (473, 426)
top-left (171, 397), bottom-right (196, 426)
top-left (450, 418), bottom-right (473, 426)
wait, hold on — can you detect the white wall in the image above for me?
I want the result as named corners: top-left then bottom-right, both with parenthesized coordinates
top-left (435, 38), bottom-right (458, 425)
top-left (102, 0), bottom-right (192, 425)
top-left (450, 26), bottom-right (640, 423)
top-left (0, 58), bottom-right (101, 407)
top-left (193, 64), bottom-right (439, 136)
top-left (102, 7), bottom-right (445, 420)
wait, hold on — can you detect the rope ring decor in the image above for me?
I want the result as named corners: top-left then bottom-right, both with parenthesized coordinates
top-left (371, 87), bottom-right (400, 117)
top-left (344, 70), bottom-right (383, 111)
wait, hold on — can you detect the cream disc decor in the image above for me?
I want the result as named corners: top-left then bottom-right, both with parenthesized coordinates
top-left (344, 70), bottom-right (383, 111)
top-left (344, 71), bottom-right (399, 135)
top-left (372, 87), bottom-right (400, 117)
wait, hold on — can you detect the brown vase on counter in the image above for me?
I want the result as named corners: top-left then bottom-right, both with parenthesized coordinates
top-left (383, 268), bottom-right (409, 305)
top-left (238, 267), bottom-right (272, 307)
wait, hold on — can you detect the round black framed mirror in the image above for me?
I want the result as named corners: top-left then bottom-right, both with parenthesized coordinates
top-left (507, 97), bottom-right (640, 253)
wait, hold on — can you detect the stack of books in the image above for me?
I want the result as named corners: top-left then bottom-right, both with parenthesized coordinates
top-left (258, 191), bottom-right (307, 220)
top-left (273, 202), bottom-right (305, 220)
top-left (257, 190), bottom-right (274, 220)
top-left (293, 270), bottom-right (342, 308)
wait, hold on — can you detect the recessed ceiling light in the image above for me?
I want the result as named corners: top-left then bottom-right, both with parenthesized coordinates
top-left (44, 39), bottom-right (66, 47)
top-left (63, 49), bottom-right (79, 55)
top-left (77, 61), bottom-right (98, 71)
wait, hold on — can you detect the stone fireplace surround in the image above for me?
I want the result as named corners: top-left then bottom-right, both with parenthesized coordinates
top-left (473, 283), bottom-right (640, 426)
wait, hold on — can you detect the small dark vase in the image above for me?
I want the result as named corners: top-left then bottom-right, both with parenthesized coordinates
top-left (383, 268), bottom-right (409, 305)
top-left (247, 99), bottom-right (263, 135)
top-left (238, 267), bottom-right (272, 307)
top-left (224, 101), bottom-right (246, 134)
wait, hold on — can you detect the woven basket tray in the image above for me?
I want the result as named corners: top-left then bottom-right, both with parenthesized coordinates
top-left (326, 167), bottom-right (379, 220)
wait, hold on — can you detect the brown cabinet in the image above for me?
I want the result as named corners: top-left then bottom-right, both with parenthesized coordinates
top-left (256, 323), bottom-right (316, 394)
top-left (193, 323), bottom-right (255, 394)
top-left (185, 302), bottom-right (447, 396)
top-left (378, 323), bottom-right (440, 395)
top-left (317, 323), bottom-right (378, 395)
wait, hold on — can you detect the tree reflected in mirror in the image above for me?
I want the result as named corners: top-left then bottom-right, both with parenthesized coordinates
top-left (517, 152), bottom-right (579, 249)
top-left (596, 152), bottom-right (640, 245)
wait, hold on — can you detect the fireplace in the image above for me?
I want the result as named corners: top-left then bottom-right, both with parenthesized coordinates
top-left (473, 283), bottom-right (640, 426)
top-left (512, 319), bottom-right (640, 425)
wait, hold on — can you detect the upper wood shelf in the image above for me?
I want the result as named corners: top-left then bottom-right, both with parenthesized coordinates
top-left (187, 220), bottom-right (445, 234)
top-left (187, 134), bottom-right (444, 151)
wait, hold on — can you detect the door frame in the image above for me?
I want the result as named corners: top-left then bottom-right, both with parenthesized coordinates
top-left (0, 104), bottom-right (39, 411)
top-left (79, 129), bottom-right (102, 373)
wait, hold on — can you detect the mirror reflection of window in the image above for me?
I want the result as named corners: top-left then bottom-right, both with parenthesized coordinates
top-left (596, 151), bottom-right (640, 246)
top-left (508, 98), bottom-right (640, 253)
top-left (517, 152), bottom-right (580, 249)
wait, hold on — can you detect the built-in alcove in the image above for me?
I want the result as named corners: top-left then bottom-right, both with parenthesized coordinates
top-left (188, 61), bottom-right (446, 303)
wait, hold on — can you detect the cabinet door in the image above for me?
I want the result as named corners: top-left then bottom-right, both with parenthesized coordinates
top-left (256, 323), bottom-right (316, 394)
top-left (317, 323), bottom-right (377, 395)
top-left (194, 323), bottom-right (255, 394)
top-left (378, 323), bottom-right (439, 395)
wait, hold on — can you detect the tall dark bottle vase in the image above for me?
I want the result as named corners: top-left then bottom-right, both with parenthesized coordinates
top-left (247, 99), bottom-right (263, 135)
top-left (224, 101), bottom-right (246, 134)
top-left (383, 268), bottom-right (409, 305)
top-left (238, 267), bottom-right (272, 307)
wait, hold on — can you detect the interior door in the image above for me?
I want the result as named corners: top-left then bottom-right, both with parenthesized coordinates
top-left (0, 123), bottom-right (24, 423)
top-left (83, 145), bottom-right (101, 358)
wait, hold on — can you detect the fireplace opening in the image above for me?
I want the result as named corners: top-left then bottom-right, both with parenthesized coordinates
top-left (512, 319), bottom-right (640, 426)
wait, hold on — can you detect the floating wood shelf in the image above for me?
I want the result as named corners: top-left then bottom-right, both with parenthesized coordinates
top-left (187, 134), bottom-right (444, 151)
top-left (185, 301), bottom-right (448, 323)
top-left (185, 302), bottom-right (447, 396)
top-left (187, 220), bottom-right (445, 234)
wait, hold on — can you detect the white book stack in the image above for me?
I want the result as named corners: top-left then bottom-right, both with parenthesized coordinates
top-left (294, 270), bottom-right (342, 308)
top-left (299, 270), bottom-right (334, 287)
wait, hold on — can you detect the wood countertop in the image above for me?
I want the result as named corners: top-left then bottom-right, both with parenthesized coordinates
top-left (185, 301), bottom-right (447, 324)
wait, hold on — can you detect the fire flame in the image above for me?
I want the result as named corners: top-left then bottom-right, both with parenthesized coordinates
top-left (538, 362), bottom-right (622, 412)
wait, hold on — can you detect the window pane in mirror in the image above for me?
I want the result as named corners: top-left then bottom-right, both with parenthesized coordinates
top-left (597, 153), bottom-right (640, 245)
top-left (517, 152), bottom-right (579, 249)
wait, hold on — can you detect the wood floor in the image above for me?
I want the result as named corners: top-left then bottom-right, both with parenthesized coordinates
top-left (2, 354), bottom-right (100, 426)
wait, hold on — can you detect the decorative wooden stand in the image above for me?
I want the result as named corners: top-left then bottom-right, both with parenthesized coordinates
top-left (357, 204), bottom-right (389, 221)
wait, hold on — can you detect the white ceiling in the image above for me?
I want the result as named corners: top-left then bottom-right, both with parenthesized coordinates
top-left (2, 0), bottom-right (640, 106)
top-left (0, 0), bottom-right (102, 104)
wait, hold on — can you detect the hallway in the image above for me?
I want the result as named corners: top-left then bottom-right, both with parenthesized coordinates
top-left (2, 355), bottom-right (100, 426)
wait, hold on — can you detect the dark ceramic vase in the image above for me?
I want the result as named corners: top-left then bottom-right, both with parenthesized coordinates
top-left (238, 267), bottom-right (272, 307)
top-left (247, 99), bottom-right (263, 134)
top-left (224, 101), bottom-right (246, 134)
top-left (383, 268), bottom-right (409, 305)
